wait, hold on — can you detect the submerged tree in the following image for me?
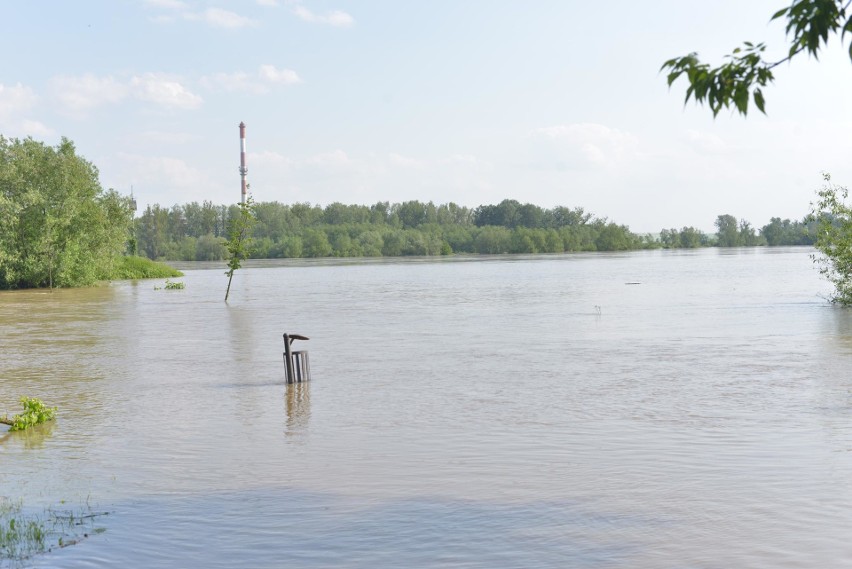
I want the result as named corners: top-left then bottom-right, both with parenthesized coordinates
top-left (0, 136), bottom-right (134, 289)
top-left (809, 174), bottom-right (852, 305)
top-left (0, 397), bottom-right (56, 431)
top-left (224, 196), bottom-right (257, 302)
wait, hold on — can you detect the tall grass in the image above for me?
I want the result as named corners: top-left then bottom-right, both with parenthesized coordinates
top-left (109, 256), bottom-right (183, 280)
top-left (0, 499), bottom-right (108, 565)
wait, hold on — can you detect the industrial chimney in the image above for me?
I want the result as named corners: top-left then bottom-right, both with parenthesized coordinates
top-left (239, 122), bottom-right (247, 204)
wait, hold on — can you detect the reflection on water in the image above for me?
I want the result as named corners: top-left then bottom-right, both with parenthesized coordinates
top-left (285, 382), bottom-right (311, 434)
top-left (0, 421), bottom-right (55, 450)
top-left (3, 248), bottom-right (852, 568)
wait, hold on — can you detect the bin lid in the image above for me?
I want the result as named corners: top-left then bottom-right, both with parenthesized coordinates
top-left (284, 333), bottom-right (310, 341)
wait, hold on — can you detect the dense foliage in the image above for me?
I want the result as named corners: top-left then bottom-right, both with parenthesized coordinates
top-left (662, 0), bottom-right (852, 116)
top-left (136, 198), bottom-right (654, 260)
top-left (0, 137), bottom-right (135, 289)
top-left (134, 197), bottom-right (817, 260)
top-left (809, 174), bottom-right (852, 305)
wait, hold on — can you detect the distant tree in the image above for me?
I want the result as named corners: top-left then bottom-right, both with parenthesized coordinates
top-left (662, 0), bottom-right (852, 116)
top-left (515, 203), bottom-right (545, 228)
top-left (370, 201), bottom-right (391, 225)
top-left (595, 223), bottom-right (635, 251)
top-left (196, 234), bottom-right (227, 261)
top-left (738, 219), bottom-right (764, 246)
top-left (473, 226), bottom-right (512, 254)
top-left (715, 214), bottom-right (742, 247)
top-left (301, 228), bottom-right (332, 257)
top-left (661, 226), bottom-right (707, 248)
top-left (761, 217), bottom-right (816, 245)
top-left (550, 206), bottom-right (592, 228)
top-left (474, 199), bottom-right (521, 228)
top-left (437, 202), bottom-right (473, 226)
top-left (395, 200), bottom-right (431, 229)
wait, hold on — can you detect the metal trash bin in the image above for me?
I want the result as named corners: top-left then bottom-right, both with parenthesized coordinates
top-left (283, 333), bottom-right (310, 384)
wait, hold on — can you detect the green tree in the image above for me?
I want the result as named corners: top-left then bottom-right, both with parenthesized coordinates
top-left (809, 173), bottom-right (852, 305)
top-left (224, 196), bottom-right (256, 302)
top-left (301, 228), bottom-right (332, 257)
top-left (662, 0), bottom-right (852, 116)
top-left (715, 214), bottom-right (742, 247)
top-left (761, 217), bottom-right (816, 245)
top-left (739, 219), bottom-right (764, 246)
top-left (0, 136), bottom-right (134, 289)
top-left (595, 223), bottom-right (635, 251)
top-left (196, 233), bottom-right (227, 261)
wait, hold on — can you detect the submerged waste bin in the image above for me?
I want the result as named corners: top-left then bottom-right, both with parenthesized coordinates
top-left (283, 333), bottom-right (310, 384)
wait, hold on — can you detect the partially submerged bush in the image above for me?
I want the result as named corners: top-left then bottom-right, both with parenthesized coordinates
top-left (110, 256), bottom-right (183, 280)
top-left (1, 397), bottom-right (56, 431)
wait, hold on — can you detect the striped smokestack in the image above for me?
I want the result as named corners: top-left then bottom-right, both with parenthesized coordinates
top-left (239, 122), bottom-right (247, 204)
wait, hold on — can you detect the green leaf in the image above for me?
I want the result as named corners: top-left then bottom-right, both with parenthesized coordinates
top-left (771, 7), bottom-right (789, 20)
top-left (754, 89), bottom-right (766, 115)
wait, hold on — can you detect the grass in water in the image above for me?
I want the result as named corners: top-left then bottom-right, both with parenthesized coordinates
top-left (0, 499), bottom-right (108, 566)
top-left (154, 279), bottom-right (185, 290)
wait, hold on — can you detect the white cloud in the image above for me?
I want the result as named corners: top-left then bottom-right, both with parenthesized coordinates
top-left (0, 83), bottom-right (56, 138)
top-left (389, 153), bottom-right (424, 169)
top-left (51, 74), bottom-right (128, 116)
top-left (528, 123), bottom-right (639, 169)
top-left (19, 120), bottom-right (55, 138)
top-left (257, 0), bottom-right (279, 5)
top-left (133, 130), bottom-right (203, 145)
top-left (194, 8), bottom-right (257, 29)
top-left (292, 5), bottom-right (354, 27)
top-left (151, 4), bottom-right (257, 29)
top-left (144, 0), bottom-right (186, 9)
top-left (258, 65), bottom-right (301, 85)
top-left (200, 71), bottom-right (260, 93)
top-left (249, 149), bottom-right (494, 206)
top-left (114, 153), bottom-right (212, 199)
top-left (130, 73), bottom-right (203, 109)
top-left (683, 129), bottom-right (731, 155)
top-left (201, 65), bottom-right (301, 94)
top-left (149, 14), bottom-right (179, 24)
top-left (0, 82), bottom-right (36, 116)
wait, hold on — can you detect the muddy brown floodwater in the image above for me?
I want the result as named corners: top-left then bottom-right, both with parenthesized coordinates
top-left (2, 247), bottom-right (851, 568)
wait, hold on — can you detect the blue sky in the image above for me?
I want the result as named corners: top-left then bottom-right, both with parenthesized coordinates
top-left (2, 1), bottom-right (850, 232)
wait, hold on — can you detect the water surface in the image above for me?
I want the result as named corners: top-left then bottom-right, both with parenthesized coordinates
top-left (2, 248), bottom-right (851, 568)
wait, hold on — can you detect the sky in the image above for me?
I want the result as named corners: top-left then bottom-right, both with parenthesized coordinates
top-left (1, 1), bottom-right (851, 233)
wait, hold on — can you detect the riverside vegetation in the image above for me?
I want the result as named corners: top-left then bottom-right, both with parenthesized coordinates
top-left (0, 499), bottom-right (108, 564)
top-left (133, 198), bottom-right (819, 262)
top-left (0, 136), bottom-right (180, 290)
top-left (660, 0), bottom-right (852, 305)
top-left (0, 134), bottom-right (849, 302)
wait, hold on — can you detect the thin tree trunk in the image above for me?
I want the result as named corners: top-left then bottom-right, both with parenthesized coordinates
top-left (0, 417), bottom-right (13, 426)
top-left (224, 272), bottom-right (234, 302)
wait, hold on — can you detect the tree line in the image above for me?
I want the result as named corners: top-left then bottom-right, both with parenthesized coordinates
top-left (133, 198), bottom-right (819, 262)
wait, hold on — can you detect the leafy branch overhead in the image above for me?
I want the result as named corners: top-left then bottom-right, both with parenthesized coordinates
top-left (662, 0), bottom-right (852, 116)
